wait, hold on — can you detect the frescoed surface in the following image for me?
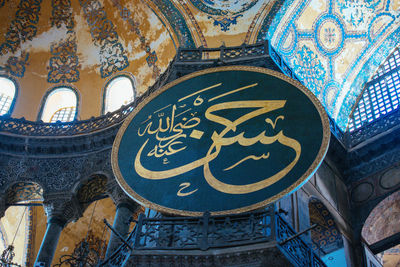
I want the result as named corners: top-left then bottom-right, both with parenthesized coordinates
top-left (268, 0), bottom-right (400, 130)
top-left (0, 0), bottom-right (175, 120)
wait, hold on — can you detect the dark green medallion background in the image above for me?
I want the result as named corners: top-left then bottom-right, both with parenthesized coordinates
top-left (112, 66), bottom-right (330, 216)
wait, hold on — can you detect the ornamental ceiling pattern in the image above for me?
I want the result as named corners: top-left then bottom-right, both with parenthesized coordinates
top-left (0, 0), bottom-right (398, 130)
top-left (268, 0), bottom-right (400, 130)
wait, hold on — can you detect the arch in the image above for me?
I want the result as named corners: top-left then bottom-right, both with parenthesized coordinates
top-left (309, 197), bottom-right (343, 254)
top-left (348, 45), bottom-right (400, 132)
top-left (102, 73), bottom-right (136, 114)
top-left (0, 75), bottom-right (18, 116)
top-left (308, 197), bottom-right (346, 266)
top-left (362, 190), bottom-right (400, 245)
top-left (75, 174), bottom-right (108, 204)
top-left (38, 86), bottom-right (79, 123)
top-left (5, 182), bottom-right (44, 205)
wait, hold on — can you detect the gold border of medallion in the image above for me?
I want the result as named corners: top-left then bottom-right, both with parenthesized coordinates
top-left (112, 66), bottom-right (331, 216)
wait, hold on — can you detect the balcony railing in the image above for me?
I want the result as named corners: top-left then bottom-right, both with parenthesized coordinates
top-left (276, 214), bottom-right (326, 267)
top-left (0, 41), bottom-right (394, 150)
top-left (100, 208), bottom-right (326, 267)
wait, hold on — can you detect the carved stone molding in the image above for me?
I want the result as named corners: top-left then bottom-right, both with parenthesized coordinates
top-left (0, 150), bottom-right (113, 194)
top-left (106, 180), bottom-right (139, 212)
top-left (43, 193), bottom-right (83, 226)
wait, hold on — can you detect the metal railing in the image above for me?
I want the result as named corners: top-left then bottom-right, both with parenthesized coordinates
top-left (176, 42), bottom-right (269, 63)
top-left (276, 214), bottom-right (326, 267)
top-left (0, 41), bottom-right (394, 150)
top-left (100, 209), bottom-right (326, 267)
top-left (0, 59), bottom-right (175, 137)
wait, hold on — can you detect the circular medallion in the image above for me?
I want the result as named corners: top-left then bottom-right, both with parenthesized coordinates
top-left (112, 66), bottom-right (330, 216)
top-left (315, 14), bottom-right (345, 56)
top-left (351, 182), bottom-right (374, 203)
top-left (380, 167), bottom-right (400, 189)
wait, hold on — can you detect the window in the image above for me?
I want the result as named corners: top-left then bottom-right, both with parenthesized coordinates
top-left (0, 77), bottom-right (16, 115)
top-left (40, 87), bottom-right (78, 123)
top-left (103, 75), bottom-right (135, 114)
top-left (348, 47), bottom-right (400, 132)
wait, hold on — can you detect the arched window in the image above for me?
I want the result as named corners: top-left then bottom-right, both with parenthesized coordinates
top-left (348, 46), bottom-right (400, 132)
top-left (103, 75), bottom-right (135, 114)
top-left (40, 87), bottom-right (78, 123)
top-left (0, 77), bottom-right (17, 116)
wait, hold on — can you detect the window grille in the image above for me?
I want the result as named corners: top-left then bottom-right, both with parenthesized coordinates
top-left (50, 106), bottom-right (76, 123)
top-left (40, 87), bottom-right (78, 123)
top-left (104, 76), bottom-right (135, 114)
top-left (349, 48), bottom-right (400, 132)
top-left (0, 77), bottom-right (16, 115)
top-left (0, 93), bottom-right (12, 115)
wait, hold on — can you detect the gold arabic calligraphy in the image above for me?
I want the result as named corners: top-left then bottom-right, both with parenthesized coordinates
top-left (134, 83), bottom-right (302, 195)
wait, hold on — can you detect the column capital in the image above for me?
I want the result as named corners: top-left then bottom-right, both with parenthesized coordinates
top-left (42, 193), bottom-right (83, 226)
top-left (106, 180), bottom-right (139, 212)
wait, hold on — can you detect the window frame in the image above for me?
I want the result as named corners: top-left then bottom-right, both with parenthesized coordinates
top-left (347, 46), bottom-right (400, 132)
top-left (0, 75), bottom-right (19, 117)
top-left (37, 85), bottom-right (80, 123)
top-left (101, 73), bottom-right (136, 115)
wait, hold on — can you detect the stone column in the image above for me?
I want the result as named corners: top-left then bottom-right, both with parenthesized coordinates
top-left (105, 180), bottom-right (140, 258)
top-left (35, 194), bottom-right (82, 266)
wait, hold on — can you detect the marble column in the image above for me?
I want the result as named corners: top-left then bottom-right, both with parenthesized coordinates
top-left (35, 194), bottom-right (82, 266)
top-left (105, 181), bottom-right (140, 258)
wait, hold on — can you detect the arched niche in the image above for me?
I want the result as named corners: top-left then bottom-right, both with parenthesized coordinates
top-left (6, 182), bottom-right (44, 205)
top-left (75, 174), bottom-right (108, 204)
top-left (362, 190), bottom-right (400, 245)
top-left (309, 197), bottom-right (346, 266)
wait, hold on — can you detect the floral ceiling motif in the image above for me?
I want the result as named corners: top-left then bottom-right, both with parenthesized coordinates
top-left (0, 0), bottom-right (398, 129)
top-left (189, 0), bottom-right (260, 31)
top-left (268, 0), bottom-right (400, 130)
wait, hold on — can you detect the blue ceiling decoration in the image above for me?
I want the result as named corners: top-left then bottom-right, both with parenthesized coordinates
top-left (268, 0), bottom-right (400, 130)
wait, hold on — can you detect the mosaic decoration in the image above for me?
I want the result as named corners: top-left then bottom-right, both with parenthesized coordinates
top-left (79, 0), bottom-right (129, 78)
top-left (48, 35), bottom-right (80, 83)
top-left (309, 198), bottom-right (343, 254)
top-left (51, 0), bottom-right (74, 30)
top-left (24, 207), bottom-right (35, 267)
top-left (362, 190), bottom-right (400, 244)
top-left (248, 0), bottom-right (283, 44)
top-left (111, 0), bottom-right (161, 79)
top-left (190, 0), bottom-right (260, 31)
top-left (0, 0), bottom-right (43, 56)
top-left (337, 0), bottom-right (379, 28)
top-left (6, 182), bottom-right (43, 204)
top-left (175, 0), bottom-right (207, 47)
top-left (3, 52), bottom-right (29, 77)
top-left (149, 0), bottom-right (196, 47)
top-left (268, 0), bottom-right (400, 130)
top-left (293, 45), bottom-right (326, 97)
top-left (76, 175), bottom-right (107, 203)
top-left (0, 0), bottom-right (9, 8)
